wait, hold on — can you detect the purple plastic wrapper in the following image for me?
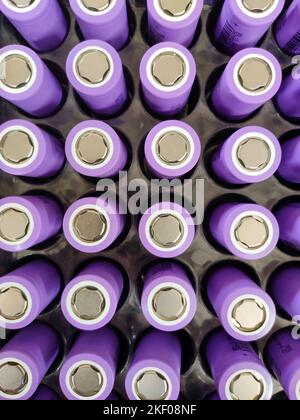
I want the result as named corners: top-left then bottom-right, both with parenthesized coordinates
top-left (59, 328), bottom-right (119, 400)
top-left (275, 72), bottom-right (300, 120)
top-left (125, 330), bottom-right (181, 400)
top-left (106, 392), bottom-right (119, 400)
top-left (207, 266), bottom-right (276, 342)
top-left (141, 262), bottom-right (197, 332)
top-left (61, 260), bottom-right (124, 331)
top-left (0, 323), bottom-right (59, 400)
top-left (209, 202), bottom-right (279, 260)
top-left (147, 0), bottom-right (203, 47)
top-left (211, 48), bottom-right (282, 121)
top-left (205, 329), bottom-right (273, 400)
top-left (205, 392), bottom-right (221, 401)
top-left (278, 136), bottom-right (300, 184)
top-left (144, 120), bottom-right (201, 179)
top-left (0, 45), bottom-right (63, 117)
top-left (69, 0), bottom-right (128, 50)
top-left (266, 328), bottom-right (300, 401)
top-left (0, 259), bottom-right (61, 330)
top-left (215, 0), bottom-right (284, 54)
top-left (30, 385), bottom-right (59, 401)
top-left (212, 126), bottom-right (281, 185)
top-left (0, 119), bottom-right (65, 178)
top-left (0, 195), bottom-right (63, 252)
top-left (0, 0), bottom-right (68, 52)
top-left (275, 202), bottom-right (300, 251)
top-left (66, 40), bottom-right (127, 116)
top-left (140, 42), bottom-right (196, 116)
top-left (275, 0), bottom-right (300, 56)
top-left (65, 120), bottom-right (127, 178)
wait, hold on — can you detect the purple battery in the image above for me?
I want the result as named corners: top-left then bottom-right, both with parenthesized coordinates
top-left (0, 322), bottom-right (59, 400)
top-left (275, 71), bottom-right (300, 120)
top-left (63, 196), bottom-right (125, 254)
top-left (0, 259), bottom-right (61, 330)
top-left (275, 202), bottom-right (300, 251)
top-left (144, 120), bottom-right (201, 179)
top-left (266, 328), bottom-right (300, 400)
top-left (61, 260), bottom-right (123, 331)
top-left (69, 0), bottom-right (129, 50)
top-left (205, 329), bottom-right (273, 400)
top-left (139, 202), bottom-right (195, 259)
top-left (147, 0), bottom-right (203, 47)
top-left (0, 119), bottom-right (65, 178)
top-left (0, 45), bottom-right (63, 117)
top-left (207, 266), bottom-right (276, 342)
top-left (140, 42), bottom-right (196, 117)
top-left (0, 195), bottom-right (62, 252)
top-left (210, 202), bottom-right (279, 260)
top-left (59, 328), bottom-right (119, 400)
top-left (30, 385), bottom-right (59, 401)
top-left (275, 0), bottom-right (300, 56)
top-left (211, 48), bottom-right (282, 121)
top-left (278, 136), bottom-right (300, 184)
top-left (215, 0), bottom-right (284, 54)
top-left (141, 262), bottom-right (197, 332)
top-left (125, 331), bottom-right (181, 400)
top-left (65, 120), bottom-right (127, 178)
top-left (0, 0), bottom-right (68, 53)
top-left (212, 126), bottom-right (281, 185)
top-left (66, 40), bottom-right (127, 116)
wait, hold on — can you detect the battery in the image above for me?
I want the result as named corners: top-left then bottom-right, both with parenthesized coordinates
top-left (265, 328), bottom-right (300, 400)
top-left (147, 0), bottom-right (203, 47)
top-left (275, 202), bottom-right (300, 251)
top-left (211, 47), bottom-right (282, 121)
top-left (0, 259), bottom-right (61, 330)
top-left (278, 136), bottom-right (300, 184)
top-left (63, 196), bottom-right (125, 254)
top-left (212, 126), bottom-right (281, 185)
top-left (0, 119), bottom-right (65, 178)
top-left (140, 42), bottom-right (196, 116)
top-left (125, 330), bottom-right (181, 400)
top-left (0, 195), bottom-right (63, 252)
top-left (69, 0), bottom-right (129, 51)
top-left (139, 202), bottom-right (195, 259)
top-left (0, 45), bottom-right (63, 117)
top-left (59, 328), bottom-right (119, 400)
top-left (66, 40), bottom-right (127, 116)
top-left (275, 0), bottom-right (300, 56)
top-left (0, 322), bottom-right (59, 400)
top-left (275, 71), bottom-right (300, 120)
top-left (61, 261), bottom-right (123, 331)
top-left (65, 120), bottom-right (127, 178)
top-left (215, 0), bottom-right (284, 54)
top-left (207, 265), bottom-right (276, 342)
top-left (30, 385), bottom-right (59, 401)
top-left (205, 329), bottom-right (273, 400)
top-left (0, 0), bottom-right (68, 53)
top-left (144, 120), bottom-right (201, 179)
top-left (141, 262), bottom-right (197, 332)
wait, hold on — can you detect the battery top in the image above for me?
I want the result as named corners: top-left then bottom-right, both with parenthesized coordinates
top-left (7, 0), bottom-right (35, 8)
top-left (236, 137), bottom-right (271, 172)
top-left (231, 298), bottom-right (267, 333)
top-left (76, 130), bottom-right (110, 166)
top-left (229, 372), bottom-right (264, 400)
top-left (150, 214), bottom-right (184, 248)
top-left (70, 364), bottom-right (103, 398)
top-left (80, 0), bottom-right (111, 12)
top-left (242, 0), bottom-right (275, 13)
top-left (0, 286), bottom-right (28, 321)
top-left (234, 215), bottom-right (269, 250)
top-left (0, 130), bottom-right (34, 165)
top-left (152, 287), bottom-right (187, 322)
top-left (151, 52), bottom-right (186, 88)
top-left (71, 286), bottom-right (106, 321)
top-left (76, 50), bottom-right (111, 86)
top-left (0, 208), bottom-right (30, 243)
top-left (156, 131), bottom-right (191, 166)
top-left (73, 209), bottom-right (108, 243)
top-left (0, 362), bottom-right (28, 396)
top-left (237, 58), bottom-right (272, 94)
top-left (159, 0), bottom-right (193, 17)
top-left (0, 54), bottom-right (33, 90)
top-left (135, 370), bottom-right (169, 400)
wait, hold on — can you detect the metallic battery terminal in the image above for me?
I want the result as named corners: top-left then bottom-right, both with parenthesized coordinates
top-left (71, 286), bottom-right (105, 321)
top-left (7, 0), bottom-right (36, 8)
top-left (76, 50), bottom-right (111, 85)
top-left (0, 130), bottom-right (34, 165)
top-left (234, 215), bottom-right (269, 250)
top-left (156, 131), bottom-right (190, 166)
top-left (150, 214), bottom-right (184, 248)
top-left (0, 362), bottom-right (28, 396)
top-left (241, 0), bottom-right (275, 13)
top-left (0, 208), bottom-right (30, 243)
top-left (73, 209), bottom-right (108, 243)
top-left (229, 372), bottom-right (264, 400)
top-left (135, 370), bottom-right (169, 400)
top-left (76, 130), bottom-right (109, 165)
top-left (70, 364), bottom-right (103, 398)
top-left (80, 0), bottom-right (111, 12)
top-left (236, 137), bottom-right (271, 172)
top-left (231, 298), bottom-right (267, 333)
top-left (237, 58), bottom-right (272, 93)
top-left (152, 287), bottom-right (187, 322)
top-left (0, 54), bottom-right (32, 90)
top-left (159, 0), bottom-right (193, 17)
top-left (151, 52), bottom-right (186, 88)
top-left (0, 287), bottom-right (28, 321)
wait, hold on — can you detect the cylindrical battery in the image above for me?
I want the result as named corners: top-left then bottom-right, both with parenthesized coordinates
top-left (0, 195), bottom-right (63, 252)
top-left (69, 0), bottom-right (129, 51)
top-left (61, 260), bottom-right (124, 331)
top-left (211, 48), bottom-right (282, 121)
top-left (0, 322), bottom-right (59, 400)
top-left (212, 126), bottom-right (281, 185)
top-left (141, 262), bottom-right (197, 332)
top-left (0, 259), bottom-right (61, 330)
top-left (125, 331), bottom-right (181, 400)
top-left (0, 119), bottom-right (65, 178)
top-left (66, 40), bottom-right (127, 116)
top-left (215, 0), bottom-right (284, 54)
top-left (275, 72), bottom-right (300, 120)
top-left (275, 0), bottom-right (300, 56)
top-left (0, 45), bottom-right (63, 117)
top-left (0, 0), bottom-right (68, 53)
top-left (144, 120), bottom-right (201, 179)
top-left (275, 202), bottom-right (300, 251)
top-left (278, 136), bottom-right (300, 184)
top-left (266, 328), bottom-right (300, 401)
top-left (205, 329), bottom-right (273, 400)
top-left (207, 266), bottom-right (276, 342)
top-left (209, 202), bottom-right (279, 260)
top-left (59, 328), bottom-right (119, 400)
top-left (139, 202), bottom-right (195, 258)
top-left (147, 0), bottom-right (204, 47)
top-left (63, 196), bottom-right (125, 254)
top-left (30, 385), bottom-right (59, 401)
top-left (140, 42), bottom-right (196, 117)
top-left (65, 120), bottom-right (127, 178)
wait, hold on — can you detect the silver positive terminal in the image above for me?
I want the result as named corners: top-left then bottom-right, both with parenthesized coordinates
top-left (156, 131), bottom-right (191, 166)
top-left (152, 287), bottom-right (187, 322)
top-left (135, 370), bottom-right (169, 400)
top-left (229, 371), bottom-right (264, 400)
top-left (234, 215), bottom-right (269, 250)
top-left (0, 362), bottom-right (28, 396)
top-left (76, 50), bottom-right (110, 85)
top-left (0, 208), bottom-right (30, 243)
top-left (81, 0), bottom-right (111, 12)
top-left (70, 364), bottom-right (103, 398)
top-left (73, 209), bottom-right (108, 243)
top-left (0, 130), bottom-right (34, 165)
top-left (0, 286), bottom-right (28, 321)
top-left (238, 58), bottom-right (272, 93)
top-left (76, 130), bottom-right (110, 166)
top-left (7, 0), bottom-right (35, 8)
top-left (231, 298), bottom-right (267, 333)
top-left (151, 52), bottom-right (186, 87)
top-left (150, 214), bottom-right (184, 248)
top-left (236, 137), bottom-right (271, 172)
top-left (159, 0), bottom-right (193, 17)
top-left (242, 0), bottom-right (275, 13)
top-left (71, 286), bottom-right (105, 321)
top-left (0, 54), bottom-right (33, 89)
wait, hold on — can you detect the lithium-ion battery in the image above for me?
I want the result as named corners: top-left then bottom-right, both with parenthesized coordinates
top-left (275, 201), bottom-right (300, 251)
top-left (278, 136), bottom-right (300, 184)
top-left (275, 70), bottom-right (300, 121)
top-left (275, 0), bottom-right (300, 56)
